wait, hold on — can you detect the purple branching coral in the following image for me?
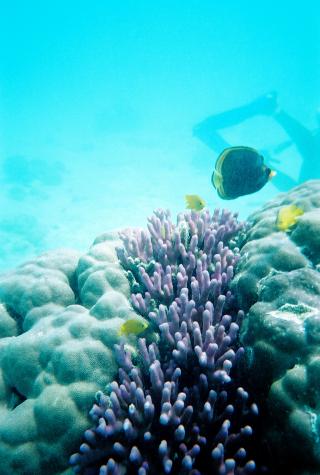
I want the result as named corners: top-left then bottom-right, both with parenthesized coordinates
top-left (117, 209), bottom-right (241, 313)
top-left (70, 209), bottom-right (258, 475)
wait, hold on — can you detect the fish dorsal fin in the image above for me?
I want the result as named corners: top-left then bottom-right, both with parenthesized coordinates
top-left (215, 149), bottom-right (228, 173)
top-left (215, 146), bottom-right (258, 172)
top-left (212, 169), bottom-right (222, 188)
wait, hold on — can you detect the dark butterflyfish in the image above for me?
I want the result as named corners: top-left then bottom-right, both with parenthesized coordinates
top-left (212, 146), bottom-right (276, 199)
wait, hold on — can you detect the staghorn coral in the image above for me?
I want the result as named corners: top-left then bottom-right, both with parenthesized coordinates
top-left (70, 209), bottom-right (258, 474)
top-left (117, 208), bottom-right (242, 311)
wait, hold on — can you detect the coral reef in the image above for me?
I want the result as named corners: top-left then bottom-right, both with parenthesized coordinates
top-left (232, 180), bottom-right (320, 473)
top-left (70, 209), bottom-right (259, 474)
top-left (1, 181), bottom-right (319, 475)
top-left (0, 234), bottom-right (136, 475)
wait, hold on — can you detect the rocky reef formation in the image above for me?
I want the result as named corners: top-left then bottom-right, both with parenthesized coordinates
top-left (232, 180), bottom-right (320, 474)
top-left (0, 180), bottom-right (319, 475)
top-left (0, 233), bottom-right (136, 475)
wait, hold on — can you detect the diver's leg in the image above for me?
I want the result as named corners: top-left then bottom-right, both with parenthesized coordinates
top-left (274, 110), bottom-right (315, 152)
top-left (192, 128), bottom-right (231, 153)
top-left (262, 148), bottom-right (298, 191)
top-left (271, 168), bottom-right (298, 192)
top-left (194, 92), bottom-right (278, 131)
top-left (193, 92), bottom-right (278, 153)
top-left (192, 102), bottom-right (258, 152)
top-left (273, 110), bottom-right (318, 182)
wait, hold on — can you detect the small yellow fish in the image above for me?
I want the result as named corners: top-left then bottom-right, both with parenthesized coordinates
top-left (185, 194), bottom-right (206, 211)
top-left (119, 318), bottom-right (149, 336)
top-left (276, 204), bottom-right (304, 231)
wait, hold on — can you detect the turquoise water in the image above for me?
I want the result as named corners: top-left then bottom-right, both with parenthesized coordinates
top-left (1, 0), bottom-right (319, 271)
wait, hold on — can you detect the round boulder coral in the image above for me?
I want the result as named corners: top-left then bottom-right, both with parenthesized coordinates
top-left (0, 236), bottom-right (137, 475)
top-left (234, 180), bottom-right (320, 474)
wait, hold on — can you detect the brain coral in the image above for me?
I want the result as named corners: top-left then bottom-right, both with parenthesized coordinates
top-left (0, 233), bottom-right (138, 475)
top-left (232, 180), bottom-right (320, 474)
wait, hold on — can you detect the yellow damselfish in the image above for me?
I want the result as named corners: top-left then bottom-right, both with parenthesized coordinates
top-left (119, 318), bottom-right (149, 336)
top-left (276, 204), bottom-right (304, 231)
top-left (185, 194), bottom-right (206, 211)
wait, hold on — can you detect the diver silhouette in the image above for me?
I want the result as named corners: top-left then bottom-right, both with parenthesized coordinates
top-left (193, 92), bottom-right (320, 191)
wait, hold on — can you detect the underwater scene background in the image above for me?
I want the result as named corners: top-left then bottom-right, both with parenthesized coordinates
top-left (1, 2), bottom-right (320, 475)
top-left (1, 0), bottom-right (319, 271)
